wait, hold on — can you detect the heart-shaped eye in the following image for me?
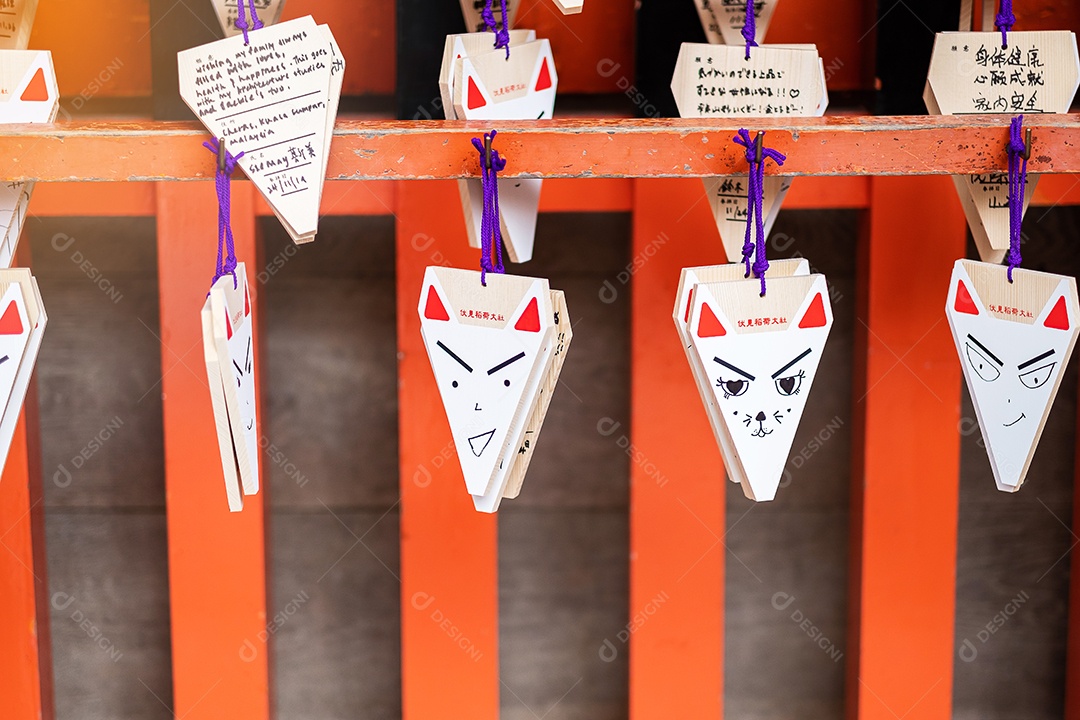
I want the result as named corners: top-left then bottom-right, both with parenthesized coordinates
top-left (716, 378), bottom-right (749, 398)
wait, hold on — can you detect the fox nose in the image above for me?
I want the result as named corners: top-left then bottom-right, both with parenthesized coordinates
top-left (755, 411), bottom-right (766, 422)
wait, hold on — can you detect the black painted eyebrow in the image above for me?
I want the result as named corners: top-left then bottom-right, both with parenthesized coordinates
top-left (771, 348), bottom-right (812, 379)
top-left (0, 355), bottom-right (9, 364)
top-left (488, 351), bottom-right (526, 375)
top-left (714, 357), bottom-right (754, 381)
top-left (1018, 348), bottom-right (1055, 370)
top-left (966, 334), bottom-right (1003, 367)
top-left (437, 341), bottom-right (473, 372)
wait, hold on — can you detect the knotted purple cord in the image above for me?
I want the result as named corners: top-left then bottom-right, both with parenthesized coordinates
top-left (742, 0), bottom-right (758, 59)
top-left (995, 0), bottom-right (1014, 48)
top-left (1006, 115), bottom-right (1028, 282)
top-left (482, 0), bottom-right (511, 58)
top-left (235, 0), bottom-right (264, 45)
top-left (204, 138), bottom-right (245, 289)
top-left (471, 131), bottom-right (507, 286)
top-left (734, 129), bottom-right (786, 296)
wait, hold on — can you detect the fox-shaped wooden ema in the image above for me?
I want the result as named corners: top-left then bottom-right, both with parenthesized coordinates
top-left (673, 259), bottom-right (809, 488)
top-left (925, 32), bottom-right (1080, 263)
top-left (203, 264), bottom-right (260, 511)
top-left (671, 42), bottom-right (827, 263)
top-left (419, 267), bottom-right (557, 509)
top-left (454, 39), bottom-right (557, 264)
top-left (688, 273), bottom-right (832, 501)
top-left (946, 259), bottom-right (1079, 492)
top-left (0, 50), bottom-right (58, 268)
top-left (0, 269), bottom-right (43, 477)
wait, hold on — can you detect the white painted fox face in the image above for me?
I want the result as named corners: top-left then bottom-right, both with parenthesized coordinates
top-left (688, 275), bottom-right (832, 501)
top-left (456, 39), bottom-right (557, 120)
top-left (419, 268), bottom-right (550, 496)
top-left (946, 260), bottom-right (1079, 491)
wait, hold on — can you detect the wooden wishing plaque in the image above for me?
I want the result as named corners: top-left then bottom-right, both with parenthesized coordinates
top-left (178, 16), bottom-right (345, 245)
top-left (925, 32), bottom-right (1080, 262)
top-left (0, 269), bottom-right (44, 479)
top-left (440, 30), bottom-right (535, 122)
top-left (946, 259), bottom-right (1079, 492)
top-left (452, 38), bottom-right (557, 264)
top-left (687, 273), bottom-right (833, 502)
top-left (202, 264), bottom-right (260, 511)
top-left (692, 0), bottom-right (778, 47)
top-left (0, 0), bottom-right (38, 51)
top-left (212, 0), bottom-right (287, 38)
top-left (0, 51), bottom-right (58, 268)
top-left (673, 259), bottom-right (809, 488)
top-left (419, 267), bottom-right (571, 512)
top-left (671, 42), bottom-right (826, 261)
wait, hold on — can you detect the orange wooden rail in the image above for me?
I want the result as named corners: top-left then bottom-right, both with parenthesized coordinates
top-left (1, 116), bottom-right (1080, 181)
top-left (847, 177), bottom-right (967, 720)
top-left (156, 183), bottom-right (271, 720)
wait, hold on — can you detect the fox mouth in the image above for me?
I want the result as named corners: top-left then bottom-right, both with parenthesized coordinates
top-left (468, 429), bottom-right (496, 457)
top-left (1003, 413), bottom-right (1026, 427)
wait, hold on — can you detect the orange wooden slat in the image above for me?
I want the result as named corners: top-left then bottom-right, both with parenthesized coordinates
top-left (539, 178), bottom-right (633, 212)
top-left (396, 181), bottom-right (499, 720)
top-left (283, 0), bottom-right (395, 96)
top-left (630, 179), bottom-right (724, 719)
top-left (29, 0), bottom-right (151, 99)
top-left (0, 405), bottom-right (52, 720)
top-left (769, 0), bottom-right (873, 91)
top-left (516, 0), bottom-right (635, 95)
top-left (156, 182), bottom-right (270, 720)
top-left (847, 176), bottom-right (966, 720)
top-left (32, 182), bottom-right (157, 217)
top-left (7, 117), bottom-right (1080, 182)
top-left (1069, 404), bottom-right (1080, 720)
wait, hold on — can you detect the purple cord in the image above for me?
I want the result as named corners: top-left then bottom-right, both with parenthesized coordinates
top-left (471, 131), bottom-right (507, 286)
top-left (482, 0), bottom-right (511, 59)
top-left (204, 138), bottom-right (245, 290)
top-left (995, 0), bottom-right (1014, 48)
top-left (235, 0), bottom-right (264, 45)
top-left (1006, 115), bottom-right (1027, 282)
top-left (742, 0), bottom-right (758, 60)
top-left (733, 129), bottom-right (786, 296)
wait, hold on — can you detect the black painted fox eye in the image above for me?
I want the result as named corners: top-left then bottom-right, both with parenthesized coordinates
top-left (716, 377), bottom-right (749, 398)
top-left (965, 342), bottom-right (1000, 382)
top-left (774, 370), bottom-right (804, 397)
top-left (1019, 362), bottom-right (1056, 389)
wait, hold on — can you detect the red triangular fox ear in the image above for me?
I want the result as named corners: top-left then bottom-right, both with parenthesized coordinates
top-left (0, 301), bottom-right (22, 335)
top-left (244, 286), bottom-right (251, 317)
top-left (514, 296), bottom-right (541, 332)
top-left (20, 68), bottom-right (49, 102)
top-left (1044, 295), bottom-right (1070, 331)
top-left (697, 302), bottom-right (726, 338)
top-left (423, 285), bottom-right (450, 321)
top-left (797, 293), bottom-right (827, 329)
top-left (535, 58), bottom-right (553, 91)
top-left (467, 76), bottom-right (486, 110)
top-left (954, 280), bottom-right (979, 315)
